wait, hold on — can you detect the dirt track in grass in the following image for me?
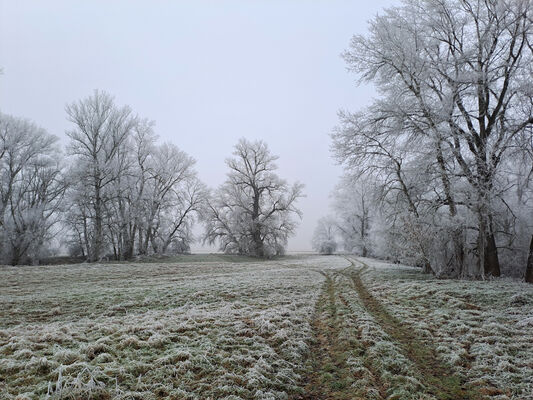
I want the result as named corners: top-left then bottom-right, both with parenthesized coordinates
top-left (346, 258), bottom-right (483, 400)
top-left (295, 272), bottom-right (385, 400)
top-left (3, 255), bottom-right (531, 399)
top-left (296, 258), bottom-right (488, 400)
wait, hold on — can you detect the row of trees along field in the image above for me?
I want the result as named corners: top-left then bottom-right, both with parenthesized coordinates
top-left (0, 91), bottom-right (304, 265)
top-left (314, 0), bottom-right (533, 283)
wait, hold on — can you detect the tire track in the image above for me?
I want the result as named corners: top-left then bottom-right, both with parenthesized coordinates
top-left (346, 257), bottom-right (484, 400)
top-left (294, 271), bottom-right (384, 400)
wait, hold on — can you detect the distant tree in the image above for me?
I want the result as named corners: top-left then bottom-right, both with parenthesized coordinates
top-left (332, 175), bottom-right (374, 256)
top-left (204, 138), bottom-right (304, 257)
top-left (0, 113), bottom-right (66, 265)
top-left (312, 217), bottom-right (337, 255)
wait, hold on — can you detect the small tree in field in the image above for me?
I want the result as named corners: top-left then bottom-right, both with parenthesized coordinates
top-left (204, 138), bottom-right (304, 257)
top-left (312, 217), bottom-right (337, 255)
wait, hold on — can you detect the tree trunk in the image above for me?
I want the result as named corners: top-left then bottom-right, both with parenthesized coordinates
top-left (422, 262), bottom-right (433, 274)
top-left (123, 235), bottom-right (135, 259)
top-left (91, 181), bottom-right (103, 262)
top-left (151, 236), bottom-right (159, 254)
top-left (453, 229), bottom-right (465, 278)
top-left (361, 209), bottom-right (367, 257)
top-left (525, 235), bottom-right (533, 284)
top-left (126, 225), bottom-right (136, 259)
top-left (141, 227), bottom-right (152, 255)
top-left (483, 216), bottom-right (500, 277)
top-left (252, 188), bottom-right (264, 257)
top-left (10, 247), bottom-right (21, 266)
top-left (137, 227), bottom-right (145, 255)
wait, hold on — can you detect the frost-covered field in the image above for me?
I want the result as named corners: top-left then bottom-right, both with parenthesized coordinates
top-left (1, 255), bottom-right (532, 399)
top-left (356, 257), bottom-right (533, 399)
top-left (0, 256), bottom-right (345, 399)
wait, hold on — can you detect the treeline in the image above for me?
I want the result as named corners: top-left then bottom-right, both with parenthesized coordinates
top-left (314, 0), bottom-right (533, 282)
top-left (0, 91), bottom-right (303, 265)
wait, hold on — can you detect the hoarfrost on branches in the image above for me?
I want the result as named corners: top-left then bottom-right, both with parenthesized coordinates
top-left (204, 138), bottom-right (304, 257)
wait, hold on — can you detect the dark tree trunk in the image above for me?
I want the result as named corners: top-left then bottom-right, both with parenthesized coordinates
top-left (453, 230), bottom-right (465, 278)
top-left (525, 235), bottom-right (533, 284)
top-left (360, 209), bottom-right (368, 257)
top-left (251, 188), bottom-right (264, 257)
top-left (141, 227), bottom-right (152, 255)
top-left (137, 227), bottom-right (145, 255)
top-left (422, 262), bottom-right (433, 274)
top-left (123, 241), bottom-right (135, 260)
top-left (10, 248), bottom-right (21, 266)
top-left (90, 181), bottom-right (103, 262)
top-left (484, 218), bottom-right (500, 277)
top-left (252, 228), bottom-right (264, 257)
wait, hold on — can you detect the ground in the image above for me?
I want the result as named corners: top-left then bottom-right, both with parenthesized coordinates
top-left (0, 255), bottom-right (532, 399)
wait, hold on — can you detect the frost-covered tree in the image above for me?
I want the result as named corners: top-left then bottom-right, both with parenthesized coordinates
top-left (332, 175), bottom-right (375, 256)
top-left (65, 91), bottom-right (205, 261)
top-left (103, 119), bottom-right (157, 260)
top-left (312, 217), bottom-right (338, 255)
top-left (137, 143), bottom-right (206, 256)
top-left (204, 139), bottom-right (304, 257)
top-left (0, 113), bottom-right (66, 265)
top-left (333, 0), bottom-right (533, 279)
top-left (66, 90), bottom-right (137, 261)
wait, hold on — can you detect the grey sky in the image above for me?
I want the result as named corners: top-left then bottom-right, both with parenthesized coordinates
top-left (0, 0), bottom-right (396, 251)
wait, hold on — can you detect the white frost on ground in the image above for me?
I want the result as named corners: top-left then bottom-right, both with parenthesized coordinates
top-left (357, 257), bottom-right (533, 399)
top-left (2, 255), bottom-right (532, 399)
top-left (0, 256), bottom-right (348, 399)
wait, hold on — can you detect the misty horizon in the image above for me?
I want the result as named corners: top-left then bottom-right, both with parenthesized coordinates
top-left (0, 0), bottom-right (396, 251)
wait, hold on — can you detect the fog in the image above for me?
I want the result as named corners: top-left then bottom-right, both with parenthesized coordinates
top-left (0, 0), bottom-right (396, 251)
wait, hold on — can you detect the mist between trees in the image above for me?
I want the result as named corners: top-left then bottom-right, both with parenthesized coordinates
top-left (0, 91), bottom-right (304, 265)
top-left (313, 0), bottom-right (533, 283)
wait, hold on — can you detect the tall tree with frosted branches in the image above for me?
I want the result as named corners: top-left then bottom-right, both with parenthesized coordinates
top-left (66, 90), bottom-right (137, 261)
top-left (204, 138), bottom-right (304, 257)
top-left (333, 0), bottom-right (533, 278)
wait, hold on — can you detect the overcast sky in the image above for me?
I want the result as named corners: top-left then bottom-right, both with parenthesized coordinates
top-left (0, 0), bottom-right (396, 251)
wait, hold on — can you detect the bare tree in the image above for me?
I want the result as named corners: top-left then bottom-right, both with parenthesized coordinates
top-left (65, 94), bottom-right (205, 261)
top-left (335, 0), bottom-right (533, 278)
top-left (331, 175), bottom-right (375, 257)
top-left (204, 139), bottom-right (304, 257)
top-left (65, 90), bottom-right (137, 261)
top-left (332, 110), bottom-right (438, 273)
top-left (0, 113), bottom-right (66, 265)
top-left (312, 216), bottom-right (338, 255)
top-left (141, 143), bottom-right (206, 255)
